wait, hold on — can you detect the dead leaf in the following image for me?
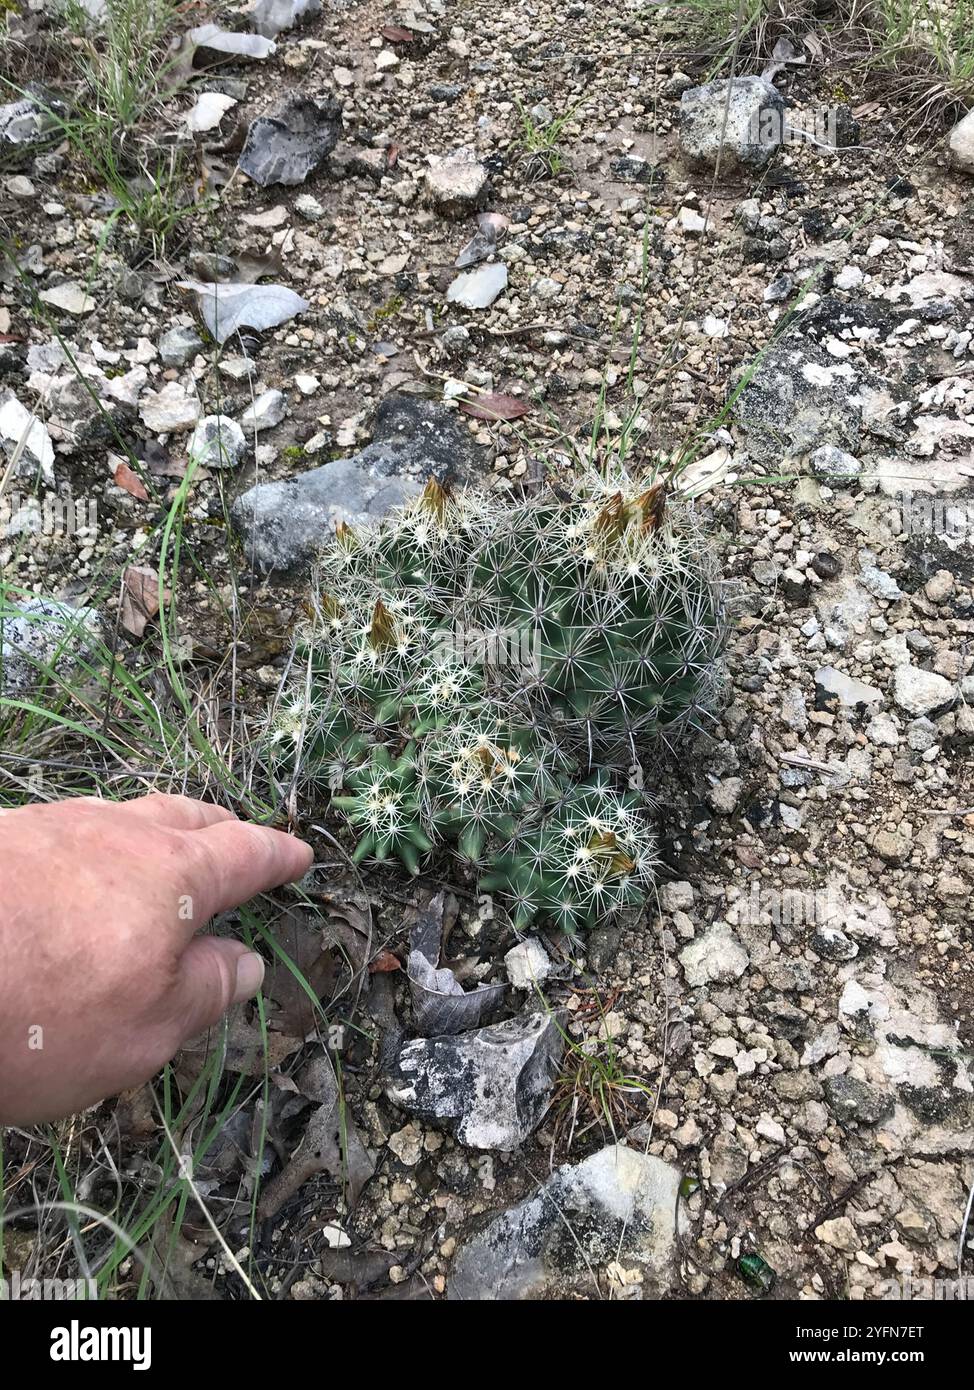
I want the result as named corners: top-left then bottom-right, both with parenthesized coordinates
top-left (317, 1248), bottom-right (398, 1286)
top-left (137, 439), bottom-right (186, 479)
top-left (379, 24), bottom-right (414, 41)
top-left (177, 1014), bottom-right (303, 1088)
top-left (257, 1054), bottom-right (375, 1219)
top-left (318, 893), bottom-right (373, 978)
top-left (264, 908), bottom-right (337, 1037)
top-left (369, 949), bottom-right (401, 973)
top-left (120, 565), bottom-right (169, 639)
top-left (234, 247), bottom-right (286, 283)
top-left (113, 461), bottom-right (149, 501)
top-left (407, 891), bottom-right (504, 1035)
top-left (459, 391), bottom-right (532, 422)
top-left (114, 1083), bottom-right (157, 1140)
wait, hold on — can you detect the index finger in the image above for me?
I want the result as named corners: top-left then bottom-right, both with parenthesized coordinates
top-left (180, 820), bottom-right (314, 923)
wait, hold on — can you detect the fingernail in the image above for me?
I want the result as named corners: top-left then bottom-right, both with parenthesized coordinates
top-left (233, 951), bottom-right (265, 1004)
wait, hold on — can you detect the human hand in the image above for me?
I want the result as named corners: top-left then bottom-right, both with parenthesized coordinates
top-left (0, 793), bottom-right (312, 1125)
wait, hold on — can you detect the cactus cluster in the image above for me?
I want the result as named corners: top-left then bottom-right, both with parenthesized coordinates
top-left (269, 467), bottom-right (725, 933)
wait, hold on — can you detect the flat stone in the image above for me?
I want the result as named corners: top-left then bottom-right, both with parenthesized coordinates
top-left (186, 92), bottom-right (238, 133)
top-left (39, 281), bottom-right (95, 315)
top-left (238, 94), bottom-right (343, 187)
top-left (232, 394), bottom-right (483, 573)
top-left (139, 381), bottom-right (201, 433)
top-left (446, 262), bottom-right (507, 309)
top-left (449, 1144), bottom-right (683, 1299)
top-left (0, 595), bottom-right (101, 698)
top-left (386, 1010), bottom-right (564, 1150)
top-left (814, 666), bottom-right (882, 707)
top-left (0, 90), bottom-right (66, 148)
top-left (679, 927), bottom-right (749, 987)
top-left (0, 391), bottom-right (55, 483)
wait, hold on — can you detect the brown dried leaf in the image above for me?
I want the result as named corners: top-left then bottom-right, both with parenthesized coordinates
top-left (177, 1015), bottom-right (303, 1088)
top-left (369, 949), bottom-right (401, 973)
top-left (379, 24), bottom-right (414, 41)
top-left (264, 908), bottom-right (337, 1037)
top-left (459, 391), bottom-right (532, 422)
top-left (113, 461), bottom-right (149, 502)
top-left (120, 565), bottom-right (169, 639)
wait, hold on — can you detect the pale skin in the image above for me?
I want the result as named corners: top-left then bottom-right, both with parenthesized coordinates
top-left (0, 793), bottom-right (313, 1126)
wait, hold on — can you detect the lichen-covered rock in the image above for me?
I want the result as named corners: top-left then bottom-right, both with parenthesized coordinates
top-left (449, 1144), bottom-right (683, 1299)
top-left (385, 1010), bottom-right (564, 1150)
top-left (892, 664), bottom-right (955, 717)
top-left (423, 150), bottom-right (489, 218)
top-left (679, 927), bottom-right (748, 987)
top-left (187, 414), bottom-right (246, 470)
top-left (679, 77), bottom-right (785, 174)
top-left (231, 394), bottom-right (482, 573)
top-left (0, 596), bottom-right (101, 698)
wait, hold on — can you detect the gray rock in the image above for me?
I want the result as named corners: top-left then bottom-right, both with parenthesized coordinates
top-left (811, 926), bottom-right (859, 962)
top-left (232, 394), bottom-right (483, 573)
top-left (0, 596), bottom-right (101, 698)
top-left (240, 389), bottom-right (286, 432)
top-left (892, 665), bottom-right (955, 717)
top-left (733, 301), bottom-right (894, 464)
top-left (948, 109), bottom-right (974, 175)
top-left (0, 390), bottom-right (55, 483)
top-left (238, 94), bottom-right (343, 188)
top-left (609, 155), bottom-right (663, 188)
top-left (424, 150), bottom-right (489, 218)
top-left (504, 938), bottom-right (552, 990)
top-left (764, 272), bottom-right (794, 303)
top-left (679, 927), bottom-right (749, 987)
top-left (0, 89), bottom-right (67, 149)
top-left (251, 0), bottom-right (321, 39)
top-left (158, 325), bottom-right (204, 368)
top-left (449, 1144), bottom-right (683, 1299)
top-left (441, 325), bottom-right (471, 358)
top-left (660, 880), bottom-right (694, 913)
top-left (707, 776), bottom-right (742, 814)
top-left (294, 193), bottom-right (325, 221)
top-left (823, 1075), bottom-right (895, 1127)
top-left (386, 1010), bottom-right (564, 1150)
top-left (187, 415), bottom-right (246, 470)
top-left (139, 381), bottom-right (200, 433)
top-left (679, 76), bottom-right (785, 174)
top-left (809, 444), bottom-right (862, 481)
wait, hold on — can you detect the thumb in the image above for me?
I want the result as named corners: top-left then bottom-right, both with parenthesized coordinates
top-left (169, 937), bottom-right (265, 1043)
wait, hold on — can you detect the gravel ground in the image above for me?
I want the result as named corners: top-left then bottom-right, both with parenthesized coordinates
top-left (1, 0), bottom-right (972, 1301)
